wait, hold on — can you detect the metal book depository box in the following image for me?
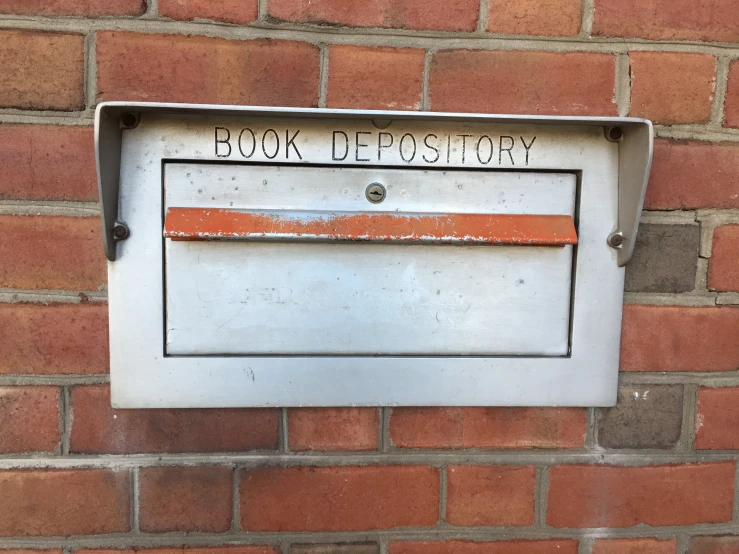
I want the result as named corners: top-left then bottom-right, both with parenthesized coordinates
top-left (95, 103), bottom-right (653, 408)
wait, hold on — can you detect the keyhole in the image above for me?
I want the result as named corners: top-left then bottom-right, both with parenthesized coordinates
top-left (365, 183), bottom-right (386, 204)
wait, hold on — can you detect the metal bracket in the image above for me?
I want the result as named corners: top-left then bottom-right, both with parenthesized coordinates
top-left (613, 120), bottom-right (654, 266)
top-left (96, 102), bottom-right (653, 264)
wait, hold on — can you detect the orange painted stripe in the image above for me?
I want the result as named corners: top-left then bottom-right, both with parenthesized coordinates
top-left (164, 208), bottom-right (577, 246)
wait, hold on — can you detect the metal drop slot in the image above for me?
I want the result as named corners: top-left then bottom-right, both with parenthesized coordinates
top-left (95, 102), bottom-right (652, 408)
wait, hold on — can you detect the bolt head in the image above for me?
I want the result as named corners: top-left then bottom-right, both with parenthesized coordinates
top-left (120, 113), bottom-right (138, 129)
top-left (608, 233), bottom-right (624, 248)
top-left (113, 222), bottom-right (129, 240)
top-left (606, 126), bottom-right (624, 142)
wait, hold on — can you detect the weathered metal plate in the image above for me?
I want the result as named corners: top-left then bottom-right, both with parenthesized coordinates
top-left (164, 165), bottom-right (576, 356)
top-left (163, 208), bottom-right (578, 246)
top-left (96, 103), bottom-right (653, 407)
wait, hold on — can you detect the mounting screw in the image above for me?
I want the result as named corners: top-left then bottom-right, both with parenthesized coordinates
top-left (366, 183), bottom-right (386, 204)
top-left (605, 126), bottom-right (624, 142)
top-left (120, 113), bottom-right (139, 129)
top-left (113, 221), bottom-right (130, 241)
top-left (608, 231), bottom-right (624, 248)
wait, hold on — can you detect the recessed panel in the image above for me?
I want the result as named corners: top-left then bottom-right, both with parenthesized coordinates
top-left (164, 164), bottom-right (576, 356)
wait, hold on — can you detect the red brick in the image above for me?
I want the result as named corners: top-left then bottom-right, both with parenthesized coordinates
top-left (0, 470), bottom-right (129, 536)
top-left (0, 31), bottom-right (84, 111)
top-left (0, 0), bottom-right (144, 15)
top-left (430, 50), bottom-right (616, 115)
top-left (593, 0), bottom-right (739, 42)
top-left (388, 541), bottom-right (579, 554)
top-left (695, 387), bottom-right (739, 449)
top-left (0, 303), bottom-right (109, 375)
top-left (139, 466), bottom-right (232, 532)
top-left (70, 384), bottom-right (279, 453)
top-left (446, 466), bottom-right (535, 526)
top-left (688, 536), bottom-right (739, 553)
top-left (593, 539), bottom-right (677, 554)
top-left (268, 0), bottom-right (479, 31)
top-left (488, 0), bottom-right (581, 36)
top-left (0, 215), bottom-right (106, 291)
top-left (645, 140), bottom-right (739, 210)
top-left (327, 46), bottom-right (425, 110)
top-left (629, 52), bottom-right (715, 125)
top-left (725, 61), bottom-right (739, 128)
top-left (97, 32), bottom-right (319, 106)
top-left (0, 125), bottom-right (96, 201)
top-left (709, 226), bottom-right (739, 292)
top-left (621, 305), bottom-right (739, 372)
top-left (288, 408), bottom-right (379, 452)
top-left (241, 466), bottom-right (439, 531)
top-left (547, 462), bottom-right (735, 527)
top-left (80, 548), bottom-right (279, 554)
top-left (390, 407), bottom-right (585, 449)
top-left (160, 0), bottom-right (257, 23)
top-left (0, 387), bottom-right (59, 453)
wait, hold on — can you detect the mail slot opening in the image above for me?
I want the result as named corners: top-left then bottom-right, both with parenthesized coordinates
top-left (163, 163), bottom-right (577, 357)
top-left (163, 209), bottom-right (578, 246)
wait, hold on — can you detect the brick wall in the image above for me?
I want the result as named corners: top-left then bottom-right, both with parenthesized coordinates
top-left (1, 1), bottom-right (739, 553)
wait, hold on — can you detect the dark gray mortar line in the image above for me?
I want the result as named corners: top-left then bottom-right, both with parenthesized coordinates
top-left (61, 386), bottom-right (71, 456)
top-left (476, 0), bottom-right (489, 33)
top-left (585, 407), bottom-right (596, 449)
top-left (615, 53), bottom-right (631, 117)
top-left (710, 56), bottom-right (731, 128)
top-left (621, 372), bottom-right (739, 387)
top-left (577, 536), bottom-right (592, 554)
top-left (539, 466), bottom-right (552, 530)
top-left (580, 0), bottom-right (594, 37)
top-left (623, 292), bottom-right (718, 306)
top-left (58, 386), bottom-right (68, 456)
top-left (534, 466), bottom-right (546, 527)
top-left (83, 31), bottom-right (95, 110)
top-left (694, 257), bottom-right (710, 294)
top-left (7, 523), bottom-right (739, 549)
top-left (131, 467), bottom-right (140, 533)
top-left (654, 126), bottom-right (739, 142)
top-left (145, 0), bottom-right (159, 18)
top-left (258, 0), bottom-right (269, 22)
top-left (3, 111), bottom-right (739, 144)
top-left (318, 43), bottom-right (329, 108)
top-left (379, 407), bottom-right (389, 452)
top-left (680, 384), bottom-right (698, 453)
top-left (421, 49), bottom-right (432, 111)
top-left (379, 539), bottom-right (389, 554)
top-left (279, 408), bottom-right (289, 453)
top-left (0, 113), bottom-right (93, 125)
top-left (0, 291), bottom-right (108, 305)
top-left (0, 107), bottom-right (95, 120)
top-left (0, 199), bottom-right (100, 212)
top-left (6, 449), bottom-right (739, 471)
top-left (438, 466), bottom-right (448, 525)
top-left (6, 16), bottom-right (739, 54)
top-left (676, 534), bottom-right (691, 554)
top-left (231, 466), bottom-right (241, 532)
top-left (0, 375), bottom-right (109, 386)
top-left (734, 462), bottom-right (739, 522)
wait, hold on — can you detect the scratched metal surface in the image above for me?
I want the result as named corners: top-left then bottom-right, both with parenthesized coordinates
top-left (164, 165), bottom-right (575, 356)
top-left (108, 113), bottom-right (623, 407)
top-left (162, 209), bottom-right (577, 245)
